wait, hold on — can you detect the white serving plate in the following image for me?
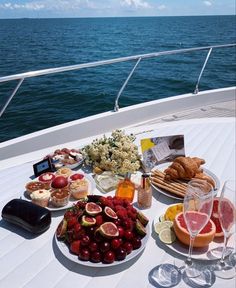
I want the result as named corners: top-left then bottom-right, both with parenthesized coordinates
top-left (151, 162), bottom-right (220, 201)
top-left (22, 173), bottom-right (96, 211)
top-left (55, 222), bottom-right (150, 267)
top-left (153, 205), bottom-right (235, 261)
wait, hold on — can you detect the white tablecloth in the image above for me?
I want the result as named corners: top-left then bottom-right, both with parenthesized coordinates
top-left (0, 118), bottom-right (235, 288)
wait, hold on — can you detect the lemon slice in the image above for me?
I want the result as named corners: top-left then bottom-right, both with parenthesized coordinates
top-left (159, 214), bottom-right (165, 222)
top-left (159, 228), bottom-right (176, 244)
top-left (154, 221), bottom-right (172, 234)
top-left (163, 220), bottom-right (173, 228)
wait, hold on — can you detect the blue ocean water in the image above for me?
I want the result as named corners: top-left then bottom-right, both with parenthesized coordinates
top-left (0, 16), bottom-right (235, 142)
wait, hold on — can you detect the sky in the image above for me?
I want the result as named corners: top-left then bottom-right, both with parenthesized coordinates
top-left (0, 0), bottom-right (235, 18)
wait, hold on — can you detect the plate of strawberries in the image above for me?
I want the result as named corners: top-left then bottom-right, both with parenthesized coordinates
top-left (55, 195), bottom-right (150, 267)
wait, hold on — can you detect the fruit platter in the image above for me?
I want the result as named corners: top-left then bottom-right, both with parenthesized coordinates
top-left (23, 169), bottom-right (95, 211)
top-left (55, 195), bottom-right (150, 267)
top-left (44, 148), bottom-right (84, 170)
top-left (153, 200), bottom-right (235, 260)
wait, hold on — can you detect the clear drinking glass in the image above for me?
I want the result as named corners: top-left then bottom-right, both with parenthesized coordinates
top-left (183, 179), bottom-right (214, 278)
top-left (213, 180), bottom-right (236, 279)
top-left (148, 179), bottom-right (214, 286)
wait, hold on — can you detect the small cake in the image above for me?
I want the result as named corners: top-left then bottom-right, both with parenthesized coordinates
top-left (69, 173), bottom-right (84, 182)
top-left (25, 181), bottom-right (48, 196)
top-left (50, 188), bottom-right (70, 207)
top-left (56, 167), bottom-right (73, 178)
top-left (30, 189), bottom-right (51, 207)
top-left (38, 172), bottom-right (56, 189)
top-left (70, 179), bottom-right (89, 199)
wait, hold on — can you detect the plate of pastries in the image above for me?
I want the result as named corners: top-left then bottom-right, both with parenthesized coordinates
top-left (150, 156), bottom-right (220, 200)
top-left (23, 168), bottom-right (95, 211)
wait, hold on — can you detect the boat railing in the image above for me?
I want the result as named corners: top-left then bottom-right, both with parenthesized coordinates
top-left (0, 43), bottom-right (235, 117)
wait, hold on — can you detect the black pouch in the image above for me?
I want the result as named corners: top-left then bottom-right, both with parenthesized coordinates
top-left (1, 199), bottom-right (51, 234)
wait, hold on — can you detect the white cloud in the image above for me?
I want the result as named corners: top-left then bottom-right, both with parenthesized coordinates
top-left (120, 0), bottom-right (151, 9)
top-left (203, 1), bottom-right (212, 6)
top-left (157, 4), bottom-right (166, 11)
top-left (0, 0), bottom-right (98, 11)
top-left (0, 2), bottom-right (44, 10)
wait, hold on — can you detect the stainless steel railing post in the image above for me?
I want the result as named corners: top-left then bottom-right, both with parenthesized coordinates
top-left (114, 57), bottom-right (141, 112)
top-left (193, 48), bottom-right (213, 94)
top-left (0, 78), bottom-right (24, 117)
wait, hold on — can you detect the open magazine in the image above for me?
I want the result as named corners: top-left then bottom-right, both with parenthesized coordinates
top-left (141, 135), bottom-right (185, 172)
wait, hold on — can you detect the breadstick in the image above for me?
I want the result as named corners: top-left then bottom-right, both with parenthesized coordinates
top-left (151, 177), bottom-right (185, 197)
top-left (152, 169), bottom-right (188, 187)
top-left (151, 177), bottom-right (186, 193)
top-left (151, 174), bottom-right (187, 191)
top-left (150, 179), bottom-right (184, 198)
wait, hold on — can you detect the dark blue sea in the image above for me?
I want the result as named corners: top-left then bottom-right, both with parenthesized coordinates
top-left (0, 16), bottom-right (235, 142)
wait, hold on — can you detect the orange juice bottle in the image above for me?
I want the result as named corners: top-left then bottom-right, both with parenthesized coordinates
top-left (115, 172), bottom-right (135, 202)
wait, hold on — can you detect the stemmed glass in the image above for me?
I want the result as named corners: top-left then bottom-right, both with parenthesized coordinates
top-left (183, 179), bottom-right (214, 278)
top-left (213, 180), bottom-right (236, 279)
top-left (149, 179), bottom-right (214, 287)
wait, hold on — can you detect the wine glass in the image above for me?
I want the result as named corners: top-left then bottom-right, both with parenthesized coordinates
top-left (213, 180), bottom-right (236, 279)
top-left (183, 179), bottom-right (214, 278)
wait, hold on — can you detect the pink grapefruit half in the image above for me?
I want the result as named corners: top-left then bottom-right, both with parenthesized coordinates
top-left (173, 212), bottom-right (216, 248)
top-left (218, 197), bottom-right (236, 233)
top-left (210, 198), bottom-right (224, 237)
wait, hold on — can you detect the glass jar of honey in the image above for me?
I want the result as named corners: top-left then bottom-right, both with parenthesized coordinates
top-left (115, 172), bottom-right (135, 202)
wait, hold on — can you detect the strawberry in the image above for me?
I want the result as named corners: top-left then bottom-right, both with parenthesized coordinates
top-left (95, 215), bottom-right (104, 226)
top-left (70, 240), bottom-right (81, 255)
top-left (67, 216), bottom-right (77, 228)
top-left (64, 210), bottom-right (74, 219)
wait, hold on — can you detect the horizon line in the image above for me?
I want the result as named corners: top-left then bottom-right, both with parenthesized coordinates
top-left (0, 14), bottom-right (235, 20)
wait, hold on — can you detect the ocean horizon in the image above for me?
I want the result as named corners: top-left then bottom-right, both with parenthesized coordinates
top-left (0, 15), bottom-right (235, 142)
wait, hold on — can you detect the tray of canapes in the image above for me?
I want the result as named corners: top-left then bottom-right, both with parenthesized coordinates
top-left (55, 195), bottom-right (150, 267)
top-left (23, 168), bottom-right (95, 211)
top-left (150, 156), bottom-right (220, 200)
top-left (44, 148), bottom-right (84, 170)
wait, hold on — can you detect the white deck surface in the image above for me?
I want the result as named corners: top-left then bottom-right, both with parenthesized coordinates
top-left (134, 99), bottom-right (236, 126)
top-left (0, 117), bottom-right (235, 288)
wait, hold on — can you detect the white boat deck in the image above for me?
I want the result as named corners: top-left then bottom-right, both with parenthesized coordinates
top-left (0, 87), bottom-right (235, 172)
top-left (0, 117), bottom-right (235, 288)
top-left (133, 99), bottom-right (236, 127)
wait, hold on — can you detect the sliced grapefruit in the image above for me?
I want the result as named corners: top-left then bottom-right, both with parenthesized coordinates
top-left (218, 197), bottom-right (236, 232)
top-left (210, 198), bottom-right (224, 237)
top-left (173, 212), bottom-right (216, 247)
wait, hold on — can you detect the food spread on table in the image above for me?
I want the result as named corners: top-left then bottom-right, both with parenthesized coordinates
top-left (56, 195), bottom-right (149, 265)
top-left (4, 129), bottom-right (232, 268)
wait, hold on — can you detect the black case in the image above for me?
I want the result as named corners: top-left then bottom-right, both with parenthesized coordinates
top-left (1, 199), bottom-right (51, 234)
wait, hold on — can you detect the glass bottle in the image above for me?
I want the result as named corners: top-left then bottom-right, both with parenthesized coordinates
top-left (138, 173), bottom-right (152, 208)
top-left (115, 172), bottom-right (135, 202)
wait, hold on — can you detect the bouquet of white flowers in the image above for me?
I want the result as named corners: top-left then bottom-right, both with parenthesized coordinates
top-left (82, 130), bottom-right (141, 174)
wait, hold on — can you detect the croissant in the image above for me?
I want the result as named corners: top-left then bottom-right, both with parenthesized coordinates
top-left (164, 156), bottom-right (205, 181)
